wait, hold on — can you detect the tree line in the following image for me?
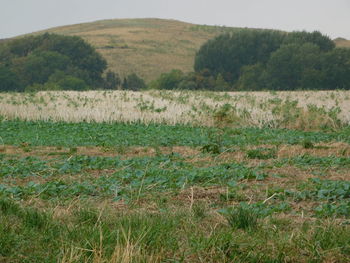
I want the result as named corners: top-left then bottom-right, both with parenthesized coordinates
top-left (0, 33), bottom-right (146, 92)
top-left (152, 30), bottom-right (350, 91)
top-left (1, 30), bottom-right (349, 92)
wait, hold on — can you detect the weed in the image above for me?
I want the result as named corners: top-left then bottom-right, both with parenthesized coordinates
top-left (201, 130), bottom-right (224, 154)
top-left (246, 147), bottom-right (277, 160)
top-left (224, 205), bottom-right (259, 230)
top-left (301, 139), bottom-right (314, 149)
top-left (219, 189), bottom-right (248, 202)
top-left (69, 147), bottom-right (78, 154)
top-left (115, 145), bottom-right (127, 154)
top-left (192, 202), bottom-right (207, 220)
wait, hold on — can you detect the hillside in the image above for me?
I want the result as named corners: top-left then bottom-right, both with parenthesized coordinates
top-left (16, 18), bottom-right (350, 82)
top-left (31, 19), bottom-right (256, 82)
top-left (334, 37), bottom-right (350, 48)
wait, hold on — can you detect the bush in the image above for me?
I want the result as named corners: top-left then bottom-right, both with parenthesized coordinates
top-left (151, 70), bottom-right (231, 91)
top-left (150, 69), bottom-right (184, 90)
top-left (122, 73), bottom-right (147, 91)
top-left (56, 76), bottom-right (88, 91)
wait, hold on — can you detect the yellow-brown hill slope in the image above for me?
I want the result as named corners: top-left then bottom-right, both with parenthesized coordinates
top-left (33, 18), bottom-right (257, 82)
top-left (334, 37), bottom-right (350, 48)
top-left (33, 18), bottom-right (349, 82)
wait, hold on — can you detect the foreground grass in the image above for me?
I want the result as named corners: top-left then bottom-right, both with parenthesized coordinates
top-left (1, 197), bottom-right (350, 263)
top-left (1, 121), bottom-right (350, 262)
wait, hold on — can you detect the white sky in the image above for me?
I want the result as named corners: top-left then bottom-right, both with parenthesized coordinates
top-left (1, 0), bottom-right (349, 39)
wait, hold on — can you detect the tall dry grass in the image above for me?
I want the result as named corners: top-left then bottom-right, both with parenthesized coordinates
top-left (60, 227), bottom-right (160, 263)
top-left (0, 90), bottom-right (349, 130)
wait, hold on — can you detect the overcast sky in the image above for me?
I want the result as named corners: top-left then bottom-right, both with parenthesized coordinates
top-left (1, 0), bottom-right (349, 39)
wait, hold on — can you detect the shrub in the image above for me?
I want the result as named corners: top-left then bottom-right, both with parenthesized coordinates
top-left (150, 69), bottom-right (184, 90)
top-left (122, 73), bottom-right (147, 91)
top-left (56, 76), bottom-right (88, 91)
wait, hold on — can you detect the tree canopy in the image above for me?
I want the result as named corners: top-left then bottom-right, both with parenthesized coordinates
top-left (0, 33), bottom-right (108, 91)
top-left (192, 29), bottom-right (350, 91)
top-left (194, 30), bottom-right (285, 83)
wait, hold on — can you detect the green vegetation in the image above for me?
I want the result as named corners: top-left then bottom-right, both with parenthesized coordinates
top-left (33, 18), bottom-right (241, 82)
top-left (0, 33), bottom-right (108, 91)
top-left (171, 30), bottom-right (350, 91)
top-left (122, 73), bottom-right (147, 91)
top-left (1, 120), bottom-right (349, 147)
top-left (28, 18), bottom-right (348, 83)
top-left (1, 18), bottom-right (350, 262)
top-left (3, 19), bottom-right (349, 85)
top-left (2, 21), bottom-right (350, 91)
top-left (195, 30), bottom-right (286, 83)
top-left (1, 120), bottom-right (350, 262)
top-left (0, 33), bottom-right (149, 92)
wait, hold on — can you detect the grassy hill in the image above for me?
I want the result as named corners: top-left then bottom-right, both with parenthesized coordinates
top-left (32, 18), bottom-right (269, 82)
top-left (19, 18), bottom-right (350, 82)
top-left (334, 37), bottom-right (350, 48)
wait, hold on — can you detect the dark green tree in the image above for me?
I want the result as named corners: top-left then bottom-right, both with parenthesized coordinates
top-left (265, 43), bottom-right (323, 90)
top-left (7, 35), bottom-right (43, 57)
top-left (0, 33), bottom-right (107, 91)
top-left (321, 48), bottom-right (350, 89)
top-left (11, 51), bottom-right (70, 86)
top-left (47, 71), bottom-right (88, 91)
top-left (150, 69), bottom-right (184, 90)
top-left (237, 63), bottom-right (267, 90)
top-left (194, 30), bottom-right (285, 83)
top-left (284, 31), bottom-right (335, 52)
top-left (38, 34), bottom-right (107, 86)
top-left (0, 65), bottom-right (23, 92)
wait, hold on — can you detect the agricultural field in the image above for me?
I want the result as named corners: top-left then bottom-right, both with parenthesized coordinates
top-left (1, 89), bottom-right (350, 129)
top-left (1, 90), bottom-right (350, 262)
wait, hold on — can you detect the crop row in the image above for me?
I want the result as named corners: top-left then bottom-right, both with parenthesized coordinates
top-left (1, 154), bottom-right (350, 219)
top-left (1, 120), bottom-right (350, 147)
